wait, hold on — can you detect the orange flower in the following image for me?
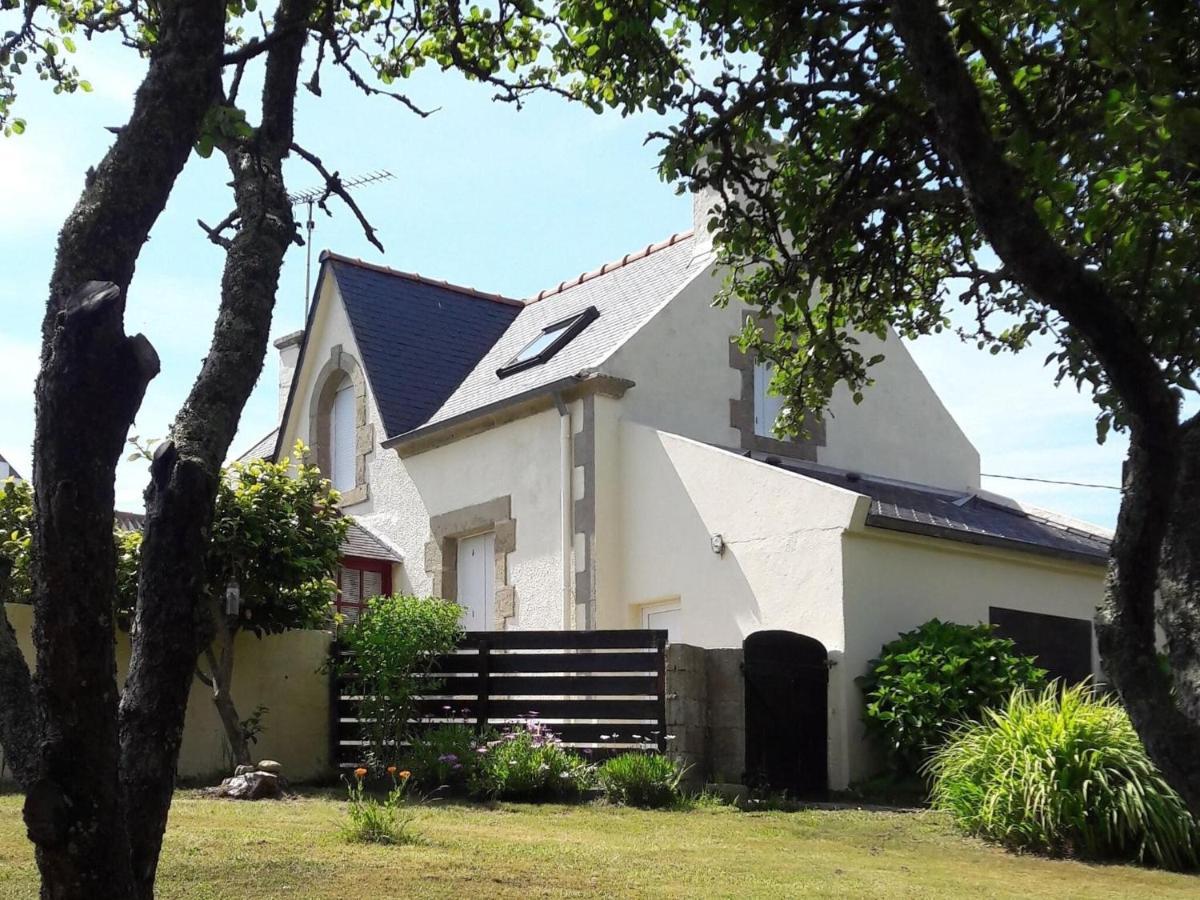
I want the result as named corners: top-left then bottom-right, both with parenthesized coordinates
top-left (386, 766), bottom-right (397, 775)
top-left (354, 767), bottom-right (368, 779)
top-left (398, 770), bottom-right (411, 780)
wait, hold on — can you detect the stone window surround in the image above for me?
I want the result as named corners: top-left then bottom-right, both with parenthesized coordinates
top-left (309, 344), bottom-right (373, 506)
top-left (572, 395), bottom-right (596, 631)
top-left (728, 332), bottom-right (825, 460)
top-left (424, 496), bottom-right (518, 630)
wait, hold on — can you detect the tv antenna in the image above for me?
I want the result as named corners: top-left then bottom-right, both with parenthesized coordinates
top-left (289, 169), bottom-right (395, 317)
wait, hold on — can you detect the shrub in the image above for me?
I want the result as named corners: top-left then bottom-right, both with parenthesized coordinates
top-left (470, 721), bottom-right (593, 802)
top-left (858, 618), bottom-right (1045, 773)
top-left (402, 724), bottom-right (488, 793)
top-left (339, 594), bottom-right (463, 772)
top-left (927, 684), bottom-right (1200, 870)
top-left (597, 753), bottom-right (686, 808)
top-left (340, 766), bottom-right (418, 845)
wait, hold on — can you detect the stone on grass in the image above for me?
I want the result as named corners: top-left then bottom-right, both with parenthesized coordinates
top-left (215, 771), bottom-right (283, 801)
top-left (256, 759), bottom-right (283, 774)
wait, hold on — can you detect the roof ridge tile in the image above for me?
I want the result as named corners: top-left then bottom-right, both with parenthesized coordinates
top-left (528, 228), bottom-right (695, 303)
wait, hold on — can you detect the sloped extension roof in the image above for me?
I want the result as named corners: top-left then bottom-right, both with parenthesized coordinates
top-left (342, 518), bottom-right (404, 563)
top-left (779, 461), bottom-right (1110, 565)
top-left (115, 510), bottom-right (146, 533)
top-left (328, 255), bottom-right (522, 438)
top-left (0, 451), bottom-right (22, 481)
top-left (235, 427), bottom-right (280, 464)
top-left (392, 230), bottom-right (706, 442)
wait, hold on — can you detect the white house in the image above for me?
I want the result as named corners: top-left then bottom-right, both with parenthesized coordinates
top-left (239, 195), bottom-right (1111, 788)
top-left (0, 452), bottom-right (21, 483)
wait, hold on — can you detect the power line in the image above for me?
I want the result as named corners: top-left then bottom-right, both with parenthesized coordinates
top-left (981, 472), bottom-right (1121, 491)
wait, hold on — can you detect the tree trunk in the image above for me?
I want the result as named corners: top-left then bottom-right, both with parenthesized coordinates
top-left (200, 606), bottom-right (251, 768)
top-left (21, 2), bottom-right (226, 894)
top-left (118, 2), bottom-right (314, 893)
top-left (889, 0), bottom-right (1200, 816)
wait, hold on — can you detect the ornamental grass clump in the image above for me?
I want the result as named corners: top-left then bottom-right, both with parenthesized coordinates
top-left (470, 720), bottom-right (593, 802)
top-left (340, 766), bottom-right (418, 845)
top-left (597, 753), bottom-right (686, 808)
top-left (926, 684), bottom-right (1200, 871)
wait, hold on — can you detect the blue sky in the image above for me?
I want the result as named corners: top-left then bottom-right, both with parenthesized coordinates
top-left (0, 33), bottom-right (1127, 526)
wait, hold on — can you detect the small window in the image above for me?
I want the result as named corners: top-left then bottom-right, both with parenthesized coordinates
top-left (330, 377), bottom-right (356, 491)
top-left (754, 362), bottom-right (786, 438)
top-left (497, 306), bottom-right (599, 378)
top-left (335, 557), bottom-right (392, 624)
top-left (989, 607), bottom-right (1094, 685)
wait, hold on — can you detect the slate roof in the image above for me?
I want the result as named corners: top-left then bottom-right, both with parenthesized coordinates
top-left (236, 427), bottom-right (279, 463)
top-left (327, 255), bottom-right (523, 438)
top-left (342, 519), bottom-right (404, 563)
top-left (115, 510), bottom-right (146, 532)
top-left (420, 231), bottom-right (706, 430)
top-left (0, 451), bottom-right (22, 482)
top-left (778, 461), bottom-right (1111, 564)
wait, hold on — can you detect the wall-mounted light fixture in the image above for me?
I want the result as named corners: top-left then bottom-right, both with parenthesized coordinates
top-left (710, 533), bottom-right (726, 556)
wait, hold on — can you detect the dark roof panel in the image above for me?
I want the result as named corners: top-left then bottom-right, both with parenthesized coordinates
top-left (342, 519), bottom-right (404, 563)
top-left (329, 258), bottom-right (522, 437)
top-left (780, 463), bottom-right (1110, 564)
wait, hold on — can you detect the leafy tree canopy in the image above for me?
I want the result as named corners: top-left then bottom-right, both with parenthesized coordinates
top-left (566, 1), bottom-right (1200, 442)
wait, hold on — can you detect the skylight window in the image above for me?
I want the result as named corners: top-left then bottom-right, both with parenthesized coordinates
top-left (497, 306), bottom-right (599, 378)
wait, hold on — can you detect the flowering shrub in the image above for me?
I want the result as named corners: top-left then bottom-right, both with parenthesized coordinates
top-left (470, 720), bottom-right (594, 801)
top-left (402, 724), bottom-right (489, 792)
top-left (339, 594), bottom-right (463, 772)
top-left (597, 753), bottom-right (686, 808)
top-left (858, 618), bottom-right (1046, 774)
top-left (340, 766), bottom-right (417, 845)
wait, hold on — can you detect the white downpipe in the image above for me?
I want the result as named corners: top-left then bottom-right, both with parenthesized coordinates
top-left (553, 393), bottom-right (575, 629)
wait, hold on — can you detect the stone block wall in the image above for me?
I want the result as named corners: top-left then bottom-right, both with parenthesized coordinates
top-left (665, 642), bottom-right (746, 788)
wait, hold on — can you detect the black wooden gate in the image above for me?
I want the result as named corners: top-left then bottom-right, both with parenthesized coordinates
top-left (743, 630), bottom-right (828, 797)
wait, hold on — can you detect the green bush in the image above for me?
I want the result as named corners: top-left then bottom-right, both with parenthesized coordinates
top-left (858, 618), bottom-right (1045, 773)
top-left (339, 594), bottom-right (463, 772)
top-left (597, 753), bottom-right (686, 808)
top-left (470, 721), bottom-right (593, 802)
top-left (402, 724), bottom-right (487, 793)
top-left (927, 684), bottom-right (1199, 870)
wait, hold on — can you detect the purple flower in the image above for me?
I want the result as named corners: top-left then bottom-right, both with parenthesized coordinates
top-left (438, 753), bottom-right (459, 764)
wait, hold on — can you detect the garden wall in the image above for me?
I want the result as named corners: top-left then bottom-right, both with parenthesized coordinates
top-left (0, 603), bottom-right (332, 784)
top-left (665, 642), bottom-right (745, 789)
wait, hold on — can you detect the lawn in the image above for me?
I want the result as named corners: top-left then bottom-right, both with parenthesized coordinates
top-left (0, 791), bottom-right (1195, 898)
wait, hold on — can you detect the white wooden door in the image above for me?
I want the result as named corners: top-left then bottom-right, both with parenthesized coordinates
top-left (642, 603), bottom-right (682, 642)
top-left (456, 532), bottom-right (495, 630)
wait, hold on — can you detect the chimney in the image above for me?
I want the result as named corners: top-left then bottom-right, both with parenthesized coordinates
top-left (273, 331), bottom-right (304, 422)
top-left (691, 183), bottom-right (721, 260)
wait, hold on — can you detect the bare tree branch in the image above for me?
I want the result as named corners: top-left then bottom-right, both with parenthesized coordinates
top-left (289, 142), bottom-right (385, 252)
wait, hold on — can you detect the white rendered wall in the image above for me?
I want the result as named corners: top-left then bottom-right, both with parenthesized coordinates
top-left (613, 422), bottom-right (867, 788)
top-left (279, 275), bottom-right (570, 627)
top-left (603, 260), bottom-right (980, 492)
top-left (839, 530), bottom-right (1106, 782)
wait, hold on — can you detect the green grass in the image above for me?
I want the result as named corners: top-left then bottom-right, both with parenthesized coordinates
top-left (0, 790), bottom-right (1196, 898)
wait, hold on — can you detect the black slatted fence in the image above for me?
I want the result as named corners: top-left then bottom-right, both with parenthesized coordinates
top-left (333, 629), bottom-right (668, 769)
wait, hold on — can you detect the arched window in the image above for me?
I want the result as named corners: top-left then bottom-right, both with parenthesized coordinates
top-left (329, 375), bottom-right (356, 492)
